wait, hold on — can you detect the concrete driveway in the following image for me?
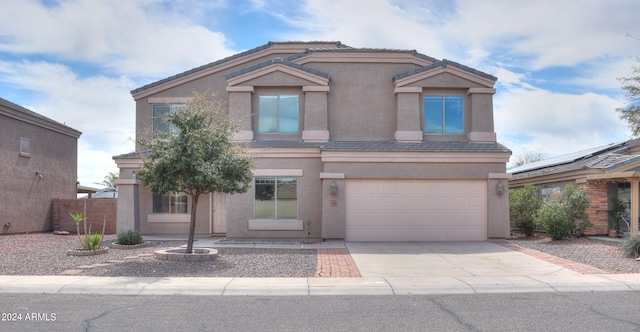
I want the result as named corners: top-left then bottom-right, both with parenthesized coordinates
top-left (346, 241), bottom-right (581, 278)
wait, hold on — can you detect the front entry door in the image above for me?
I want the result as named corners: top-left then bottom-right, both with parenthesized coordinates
top-left (211, 192), bottom-right (227, 235)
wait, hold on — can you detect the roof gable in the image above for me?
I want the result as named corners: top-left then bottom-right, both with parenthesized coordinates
top-left (0, 98), bottom-right (81, 138)
top-left (225, 58), bottom-right (330, 86)
top-left (394, 60), bottom-right (497, 88)
top-left (131, 41), bottom-right (341, 98)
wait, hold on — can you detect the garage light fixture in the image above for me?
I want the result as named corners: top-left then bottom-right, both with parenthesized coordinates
top-left (330, 181), bottom-right (338, 196)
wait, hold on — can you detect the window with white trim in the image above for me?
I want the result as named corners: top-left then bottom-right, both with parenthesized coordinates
top-left (153, 192), bottom-right (188, 214)
top-left (254, 177), bottom-right (297, 219)
top-left (258, 95), bottom-right (299, 133)
top-left (424, 95), bottom-right (464, 134)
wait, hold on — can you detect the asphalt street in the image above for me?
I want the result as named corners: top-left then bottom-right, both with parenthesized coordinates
top-left (1, 292), bottom-right (640, 331)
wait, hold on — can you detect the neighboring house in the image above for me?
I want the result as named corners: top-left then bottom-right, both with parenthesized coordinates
top-left (91, 188), bottom-right (118, 199)
top-left (509, 139), bottom-right (640, 235)
top-left (114, 41), bottom-right (511, 241)
top-left (0, 97), bottom-right (81, 234)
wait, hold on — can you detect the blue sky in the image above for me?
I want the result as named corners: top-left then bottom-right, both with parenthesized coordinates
top-left (1, 0), bottom-right (639, 188)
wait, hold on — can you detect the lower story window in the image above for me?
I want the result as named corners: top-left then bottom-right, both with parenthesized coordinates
top-left (153, 192), bottom-right (188, 213)
top-left (254, 177), bottom-right (297, 219)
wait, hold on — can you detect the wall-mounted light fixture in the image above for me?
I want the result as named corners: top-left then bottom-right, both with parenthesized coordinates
top-left (36, 171), bottom-right (43, 179)
top-left (496, 180), bottom-right (504, 195)
top-left (330, 181), bottom-right (338, 196)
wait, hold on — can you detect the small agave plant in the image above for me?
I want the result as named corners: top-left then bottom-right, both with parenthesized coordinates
top-left (70, 202), bottom-right (105, 251)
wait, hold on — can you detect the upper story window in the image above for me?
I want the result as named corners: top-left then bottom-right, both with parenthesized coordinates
top-left (254, 177), bottom-right (297, 219)
top-left (424, 96), bottom-right (464, 135)
top-left (258, 95), bottom-right (299, 133)
top-left (153, 104), bottom-right (185, 137)
top-left (20, 137), bottom-right (30, 157)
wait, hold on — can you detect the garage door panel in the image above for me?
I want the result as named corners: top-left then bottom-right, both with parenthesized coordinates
top-left (345, 180), bottom-right (487, 241)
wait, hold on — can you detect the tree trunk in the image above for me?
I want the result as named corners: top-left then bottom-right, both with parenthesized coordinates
top-left (186, 193), bottom-right (200, 254)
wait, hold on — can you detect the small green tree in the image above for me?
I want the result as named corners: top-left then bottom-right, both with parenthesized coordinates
top-left (535, 183), bottom-right (590, 240)
top-left (138, 91), bottom-right (254, 253)
top-left (509, 184), bottom-right (541, 236)
top-left (617, 57), bottom-right (640, 136)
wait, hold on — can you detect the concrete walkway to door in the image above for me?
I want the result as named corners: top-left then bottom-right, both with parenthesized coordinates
top-left (345, 241), bottom-right (639, 294)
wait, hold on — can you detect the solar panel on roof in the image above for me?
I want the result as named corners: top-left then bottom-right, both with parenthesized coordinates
top-left (508, 142), bottom-right (623, 174)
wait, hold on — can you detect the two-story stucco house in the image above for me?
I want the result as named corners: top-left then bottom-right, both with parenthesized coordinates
top-left (114, 41), bottom-right (511, 241)
top-left (0, 97), bottom-right (81, 234)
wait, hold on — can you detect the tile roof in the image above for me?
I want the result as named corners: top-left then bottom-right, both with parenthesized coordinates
top-left (225, 57), bottom-right (331, 80)
top-left (0, 97), bottom-right (81, 137)
top-left (394, 59), bottom-right (497, 82)
top-left (248, 140), bottom-right (510, 153)
top-left (114, 140), bottom-right (511, 158)
top-left (510, 140), bottom-right (640, 180)
top-left (131, 41), bottom-right (342, 95)
top-left (320, 140), bottom-right (510, 153)
top-left (131, 41), bottom-right (474, 95)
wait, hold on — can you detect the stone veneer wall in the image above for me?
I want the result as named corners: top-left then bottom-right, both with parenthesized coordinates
top-left (577, 181), bottom-right (608, 235)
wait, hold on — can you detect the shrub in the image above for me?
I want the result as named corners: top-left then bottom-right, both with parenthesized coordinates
top-left (534, 183), bottom-right (590, 240)
top-left (509, 184), bottom-right (541, 236)
top-left (116, 230), bottom-right (144, 245)
top-left (535, 201), bottom-right (574, 240)
top-left (622, 233), bottom-right (640, 257)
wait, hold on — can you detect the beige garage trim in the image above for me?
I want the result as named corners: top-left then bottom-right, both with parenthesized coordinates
top-left (345, 179), bottom-right (487, 241)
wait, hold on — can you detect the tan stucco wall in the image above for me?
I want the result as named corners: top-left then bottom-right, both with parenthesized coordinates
top-left (123, 43), bottom-right (508, 240)
top-left (324, 161), bottom-right (506, 179)
top-left (226, 157), bottom-right (324, 239)
top-left (0, 114), bottom-right (78, 233)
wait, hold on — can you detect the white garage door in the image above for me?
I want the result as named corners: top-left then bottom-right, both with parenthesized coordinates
top-left (345, 179), bottom-right (487, 241)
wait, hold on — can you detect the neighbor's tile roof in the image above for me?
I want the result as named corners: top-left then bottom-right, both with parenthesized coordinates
top-left (0, 97), bottom-right (82, 137)
top-left (510, 140), bottom-right (640, 180)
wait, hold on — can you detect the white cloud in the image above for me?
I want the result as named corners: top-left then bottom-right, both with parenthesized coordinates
top-left (265, 0), bottom-right (450, 59)
top-left (0, 0), bottom-right (237, 76)
top-left (495, 86), bottom-right (631, 165)
top-left (444, 0), bottom-right (640, 69)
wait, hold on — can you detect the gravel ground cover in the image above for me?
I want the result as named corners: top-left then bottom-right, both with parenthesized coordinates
top-left (508, 232), bottom-right (640, 274)
top-left (0, 233), bottom-right (317, 277)
top-left (3, 232), bottom-right (640, 277)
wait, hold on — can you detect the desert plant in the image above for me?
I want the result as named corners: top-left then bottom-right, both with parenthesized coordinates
top-left (70, 202), bottom-right (106, 250)
top-left (116, 230), bottom-right (144, 245)
top-left (621, 232), bottom-right (640, 257)
top-left (509, 184), bottom-right (541, 236)
top-left (82, 233), bottom-right (102, 250)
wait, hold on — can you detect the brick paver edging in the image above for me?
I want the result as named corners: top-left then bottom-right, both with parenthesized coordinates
top-left (498, 242), bottom-right (607, 274)
top-left (315, 248), bottom-right (361, 278)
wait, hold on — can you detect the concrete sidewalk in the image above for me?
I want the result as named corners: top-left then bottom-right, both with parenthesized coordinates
top-left (2, 240), bottom-right (640, 296)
